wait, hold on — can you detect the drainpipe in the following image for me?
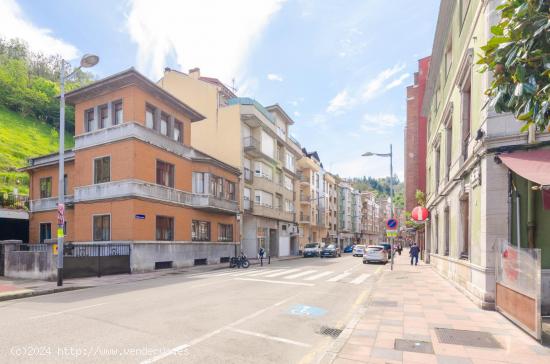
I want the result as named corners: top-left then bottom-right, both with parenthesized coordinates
top-left (511, 180), bottom-right (521, 249)
top-left (527, 124), bottom-right (536, 248)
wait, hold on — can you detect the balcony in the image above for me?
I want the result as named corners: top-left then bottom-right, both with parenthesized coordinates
top-left (243, 167), bottom-right (253, 183)
top-left (1, 194), bottom-right (29, 210)
top-left (30, 195), bottom-right (74, 212)
top-left (299, 214), bottom-right (311, 224)
top-left (244, 198), bottom-right (253, 212)
top-left (298, 173), bottom-right (310, 185)
top-left (300, 195), bottom-right (311, 204)
top-left (252, 203), bottom-right (294, 222)
top-left (74, 179), bottom-right (239, 214)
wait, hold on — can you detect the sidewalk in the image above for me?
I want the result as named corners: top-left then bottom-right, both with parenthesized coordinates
top-left (332, 252), bottom-right (550, 364)
top-left (0, 254), bottom-right (300, 302)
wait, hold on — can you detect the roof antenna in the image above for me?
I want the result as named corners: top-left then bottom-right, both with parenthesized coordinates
top-left (231, 78), bottom-right (238, 94)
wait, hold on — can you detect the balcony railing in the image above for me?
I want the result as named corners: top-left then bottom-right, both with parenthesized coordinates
top-left (228, 97), bottom-right (276, 124)
top-left (0, 194), bottom-right (29, 210)
top-left (73, 180), bottom-right (239, 213)
top-left (298, 173), bottom-right (310, 184)
top-left (299, 215), bottom-right (311, 223)
top-left (244, 198), bottom-right (253, 211)
top-left (30, 195), bottom-right (74, 212)
top-left (243, 136), bottom-right (260, 152)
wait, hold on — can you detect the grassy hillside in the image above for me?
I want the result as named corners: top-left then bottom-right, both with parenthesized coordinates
top-left (0, 107), bottom-right (73, 195)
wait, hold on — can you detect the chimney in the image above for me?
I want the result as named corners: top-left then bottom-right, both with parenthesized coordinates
top-left (189, 67), bottom-right (200, 79)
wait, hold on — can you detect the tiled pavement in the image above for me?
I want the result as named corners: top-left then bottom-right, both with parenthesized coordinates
top-left (333, 252), bottom-right (550, 364)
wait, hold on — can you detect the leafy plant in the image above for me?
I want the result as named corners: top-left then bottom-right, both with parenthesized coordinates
top-left (477, 0), bottom-right (550, 131)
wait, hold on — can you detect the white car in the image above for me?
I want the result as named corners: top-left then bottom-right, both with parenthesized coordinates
top-left (363, 245), bottom-right (388, 264)
top-left (352, 245), bottom-right (366, 257)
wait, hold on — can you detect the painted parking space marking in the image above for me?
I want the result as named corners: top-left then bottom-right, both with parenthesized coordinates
top-left (284, 270), bottom-right (317, 279)
top-left (350, 273), bottom-right (371, 285)
top-left (288, 304), bottom-right (327, 317)
top-left (327, 272), bottom-right (351, 282)
top-left (226, 327), bottom-right (311, 348)
top-left (304, 271), bottom-right (333, 281)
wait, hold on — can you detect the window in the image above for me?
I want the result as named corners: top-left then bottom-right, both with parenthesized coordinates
top-left (244, 187), bottom-right (251, 210)
top-left (285, 153), bottom-right (295, 172)
top-left (460, 0), bottom-right (471, 26)
top-left (39, 177), bottom-right (52, 198)
top-left (260, 130), bottom-right (274, 158)
top-left (93, 215), bottom-right (110, 241)
top-left (156, 216), bottom-right (174, 241)
top-left (254, 190), bottom-right (273, 208)
top-left (434, 215), bottom-right (439, 254)
top-left (173, 120), bottom-right (183, 142)
top-left (113, 101), bottom-right (123, 125)
top-left (192, 220), bottom-right (210, 241)
top-left (254, 161), bottom-right (272, 180)
top-left (461, 75), bottom-right (471, 160)
top-left (85, 108), bottom-right (94, 132)
top-left (94, 156), bottom-right (111, 184)
top-left (217, 177), bottom-right (223, 199)
top-left (156, 160), bottom-right (174, 188)
top-left (434, 145), bottom-right (441, 190)
top-left (160, 112), bottom-right (169, 136)
top-left (227, 181), bottom-right (236, 200)
top-left (284, 175), bottom-right (293, 191)
top-left (460, 195), bottom-right (470, 259)
top-left (444, 37), bottom-right (452, 78)
top-left (218, 224), bottom-right (233, 242)
top-left (444, 208), bottom-right (450, 256)
top-left (192, 172), bottom-right (206, 194)
top-left (146, 105), bottom-right (156, 129)
top-left (39, 223), bottom-right (51, 243)
top-left (445, 120), bottom-right (452, 181)
top-left (99, 105), bottom-right (108, 129)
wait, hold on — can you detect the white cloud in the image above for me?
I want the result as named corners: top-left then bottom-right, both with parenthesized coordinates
top-left (361, 113), bottom-right (401, 134)
top-left (361, 63), bottom-right (406, 101)
top-left (326, 89), bottom-right (355, 114)
top-left (126, 0), bottom-right (285, 81)
top-left (385, 73), bottom-right (410, 91)
top-left (267, 73), bottom-right (283, 82)
top-left (0, 0), bottom-right (78, 59)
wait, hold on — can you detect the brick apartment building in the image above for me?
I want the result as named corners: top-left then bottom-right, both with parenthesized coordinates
top-left (23, 68), bottom-right (241, 271)
top-left (404, 56), bottom-right (431, 211)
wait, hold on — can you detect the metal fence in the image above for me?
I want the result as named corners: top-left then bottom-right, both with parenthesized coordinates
top-left (64, 243), bottom-right (130, 257)
top-left (0, 194), bottom-right (29, 210)
top-left (63, 243), bottom-right (131, 278)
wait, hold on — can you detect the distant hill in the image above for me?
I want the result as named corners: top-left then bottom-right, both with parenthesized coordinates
top-left (0, 107), bottom-right (73, 195)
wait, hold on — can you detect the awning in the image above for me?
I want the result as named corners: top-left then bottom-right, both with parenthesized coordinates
top-left (499, 149), bottom-right (550, 186)
top-left (499, 149), bottom-right (550, 209)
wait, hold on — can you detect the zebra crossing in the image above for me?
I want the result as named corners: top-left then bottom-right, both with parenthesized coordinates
top-left (188, 267), bottom-right (373, 285)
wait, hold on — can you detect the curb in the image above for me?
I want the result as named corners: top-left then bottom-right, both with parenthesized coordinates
top-left (0, 286), bottom-right (90, 302)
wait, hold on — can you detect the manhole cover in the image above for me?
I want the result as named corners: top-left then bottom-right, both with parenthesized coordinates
top-left (434, 328), bottom-right (502, 348)
top-left (394, 339), bottom-right (434, 354)
top-left (319, 326), bottom-right (343, 338)
top-left (371, 300), bottom-right (398, 307)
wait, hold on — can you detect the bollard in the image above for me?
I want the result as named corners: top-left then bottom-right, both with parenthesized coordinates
top-left (268, 255), bottom-right (271, 264)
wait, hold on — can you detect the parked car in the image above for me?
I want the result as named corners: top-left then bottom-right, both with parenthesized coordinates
top-left (379, 243), bottom-right (392, 258)
top-left (303, 243), bottom-right (320, 257)
top-left (363, 245), bottom-right (388, 264)
top-left (343, 244), bottom-right (355, 253)
top-left (352, 244), bottom-right (366, 257)
top-left (320, 244), bottom-right (341, 258)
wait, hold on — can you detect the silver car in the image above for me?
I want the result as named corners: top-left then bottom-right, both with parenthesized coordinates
top-left (352, 244), bottom-right (366, 257)
top-left (363, 245), bottom-right (388, 264)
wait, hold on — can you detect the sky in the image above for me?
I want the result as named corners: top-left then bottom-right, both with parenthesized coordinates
top-left (0, 0), bottom-right (439, 180)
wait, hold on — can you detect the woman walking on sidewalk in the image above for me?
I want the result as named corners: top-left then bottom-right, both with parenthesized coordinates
top-left (409, 243), bottom-right (419, 266)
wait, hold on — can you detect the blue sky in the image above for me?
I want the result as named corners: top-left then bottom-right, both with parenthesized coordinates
top-left (0, 0), bottom-right (439, 180)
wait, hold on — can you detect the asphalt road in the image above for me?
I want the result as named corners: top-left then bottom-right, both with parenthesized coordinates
top-left (0, 254), bottom-right (384, 364)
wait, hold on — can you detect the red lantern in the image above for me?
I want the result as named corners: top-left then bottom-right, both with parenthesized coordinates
top-left (411, 206), bottom-right (429, 221)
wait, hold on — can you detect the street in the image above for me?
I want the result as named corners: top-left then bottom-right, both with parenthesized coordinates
top-left (0, 255), bottom-right (382, 364)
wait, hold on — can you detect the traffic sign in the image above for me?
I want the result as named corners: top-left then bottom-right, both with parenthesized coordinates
top-left (386, 218), bottom-right (398, 230)
top-left (386, 230), bottom-right (398, 237)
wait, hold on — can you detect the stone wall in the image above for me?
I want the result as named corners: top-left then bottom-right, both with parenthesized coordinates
top-left (1, 240), bottom-right (56, 280)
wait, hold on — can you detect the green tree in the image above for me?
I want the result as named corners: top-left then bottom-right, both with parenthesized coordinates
top-left (477, 0), bottom-right (550, 131)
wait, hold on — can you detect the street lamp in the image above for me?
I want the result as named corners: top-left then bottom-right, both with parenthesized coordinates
top-left (57, 54), bottom-right (99, 286)
top-left (362, 144), bottom-right (394, 269)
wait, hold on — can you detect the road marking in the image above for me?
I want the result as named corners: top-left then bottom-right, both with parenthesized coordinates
top-left (193, 272), bottom-right (238, 278)
top-left (141, 296), bottom-right (297, 364)
top-left (284, 270), bottom-right (317, 279)
top-left (327, 272), bottom-right (351, 282)
top-left (226, 327), bottom-right (311, 348)
top-left (29, 303), bottom-right (107, 320)
top-left (245, 269), bottom-right (285, 277)
top-left (303, 271), bottom-right (333, 281)
top-left (264, 268), bottom-right (301, 278)
top-left (350, 273), bottom-right (371, 285)
top-left (235, 278), bottom-right (315, 287)
top-left (230, 269), bottom-right (263, 277)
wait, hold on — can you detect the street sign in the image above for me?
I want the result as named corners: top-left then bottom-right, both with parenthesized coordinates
top-left (386, 230), bottom-right (398, 237)
top-left (386, 218), bottom-right (398, 230)
top-left (57, 203), bottom-right (65, 226)
top-left (135, 214), bottom-right (146, 219)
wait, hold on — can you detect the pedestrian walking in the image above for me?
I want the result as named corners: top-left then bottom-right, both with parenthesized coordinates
top-left (409, 243), bottom-right (419, 266)
top-left (259, 247), bottom-right (265, 267)
top-left (397, 242), bottom-right (402, 255)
